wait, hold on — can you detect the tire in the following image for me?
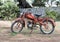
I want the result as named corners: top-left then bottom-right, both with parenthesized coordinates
top-left (11, 21), bottom-right (24, 33)
top-left (40, 20), bottom-right (55, 34)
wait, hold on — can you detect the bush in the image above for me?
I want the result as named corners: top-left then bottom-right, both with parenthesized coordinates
top-left (0, 0), bottom-right (20, 20)
top-left (46, 10), bottom-right (57, 20)
top-left (56, 14), bottom-right (60, 21)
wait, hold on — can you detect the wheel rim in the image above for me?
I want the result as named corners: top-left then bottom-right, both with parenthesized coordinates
top-left (13, 22), bottom-right (22, 33)
top-left (41, 21), bottom-right (53, 34)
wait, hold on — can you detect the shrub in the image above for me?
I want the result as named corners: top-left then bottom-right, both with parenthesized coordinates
top-left (56, 14), bottom-right (60, 21)
top-left (0, 0), bottom-right (20, 20)
top-left (46, 10), bottom-right (57, 20)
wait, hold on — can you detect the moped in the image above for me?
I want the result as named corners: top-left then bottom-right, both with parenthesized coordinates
top-left (11, 12), bottom-right (55, 34)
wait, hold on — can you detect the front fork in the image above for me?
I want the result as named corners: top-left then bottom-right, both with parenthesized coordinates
top-left (15, 17), bottom-right (25, 27)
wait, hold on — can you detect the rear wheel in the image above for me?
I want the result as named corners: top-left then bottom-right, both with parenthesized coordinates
top-left (40, 20), bottom-right (55, 34)
top-left (11, 21), bottom-right (24, 33)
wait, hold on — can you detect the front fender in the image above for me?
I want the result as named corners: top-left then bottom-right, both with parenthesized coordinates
top-left (15, 18), bottom-right (22, 21)
top-left (14, 18), bottom-right (25, 27)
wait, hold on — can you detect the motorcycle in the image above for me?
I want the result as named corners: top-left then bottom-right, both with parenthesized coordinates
top-left (11, 12), bottom-right (56, 34)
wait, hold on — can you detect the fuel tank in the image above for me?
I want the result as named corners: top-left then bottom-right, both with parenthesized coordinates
top-left (25, 12), bottom-right (35, 20)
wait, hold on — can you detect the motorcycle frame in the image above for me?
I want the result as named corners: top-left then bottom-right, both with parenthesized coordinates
top-left (15, 13), bottom-right (56, 27)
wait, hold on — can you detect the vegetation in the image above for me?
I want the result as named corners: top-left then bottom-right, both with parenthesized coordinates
top-left (45, 10), bottom-right (60, 21)
top-left (56, 1), bottom-right (60, 7)
top-left (0, 0), bottom-right (20, 20)
top-left (32, 0), bottom-right (45, 7)
top-left (56, 13), bottom-right (60, 21)
top-left (33, 0), bottom-right (60, 7)
top-left (46, 10), bottom-right (57, 20)
top-left (0, 0), bottom-right (60, 20)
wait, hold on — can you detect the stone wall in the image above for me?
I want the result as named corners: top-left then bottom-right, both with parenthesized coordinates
top-left (20, 7), bottom-right (60, 16)
top-left (20, 7), bottom-right (46, 17)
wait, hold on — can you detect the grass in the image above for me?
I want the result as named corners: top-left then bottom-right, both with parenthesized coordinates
top-left (10, 32), bottom-right (18, 36)
top-left (9, 27), bottom-right (41, 37)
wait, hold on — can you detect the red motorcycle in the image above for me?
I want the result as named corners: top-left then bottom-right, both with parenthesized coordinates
top-left (11, 12), bottom-right (56, 34)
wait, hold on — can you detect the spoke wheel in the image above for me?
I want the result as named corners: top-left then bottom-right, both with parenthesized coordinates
top-left (11, 21), bottom-right (23, 33)
top-left (40, 20), bottom-right (55, 34)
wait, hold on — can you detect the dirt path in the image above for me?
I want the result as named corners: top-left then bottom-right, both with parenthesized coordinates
top-left (0, 21), bottom-right (60, 42)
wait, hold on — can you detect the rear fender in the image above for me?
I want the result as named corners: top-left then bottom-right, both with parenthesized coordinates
top-left (43, 18), bottom-right (56, 27)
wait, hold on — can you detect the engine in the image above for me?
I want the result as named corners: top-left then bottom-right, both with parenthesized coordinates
top-left (27, 21), bottom-right (33, 29)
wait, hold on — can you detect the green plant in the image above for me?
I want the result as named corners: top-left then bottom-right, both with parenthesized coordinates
top-left (0, 0), bottom-right (20, 20)
top-left (46, 10), bottom-right (57, 20)
top-left (56, 1), bottom-right (60, 7)
top-left (0, 0), bottom-right (3, 6)
top-left (56, 14), bottom-right (60, 21)
top-left (33, 0), bottom-right (45, 7)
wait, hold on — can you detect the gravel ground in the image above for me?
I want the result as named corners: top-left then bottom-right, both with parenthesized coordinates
top-left (0, 21), bottom-right (60, 42)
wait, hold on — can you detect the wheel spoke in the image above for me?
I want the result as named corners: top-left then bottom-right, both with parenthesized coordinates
top-left (11, 21), bottom-right (23, 33)
top-left (40, 21), bottom-right (54, 34)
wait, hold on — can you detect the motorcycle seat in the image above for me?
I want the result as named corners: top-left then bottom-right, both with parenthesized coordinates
top-left (34, 14), bottom-right (42, 17)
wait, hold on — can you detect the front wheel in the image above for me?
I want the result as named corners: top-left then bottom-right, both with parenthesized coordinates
top-left (40, 20), bottom-right (55, 34)
top-left (11, 21), bottom-right (24, 33)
